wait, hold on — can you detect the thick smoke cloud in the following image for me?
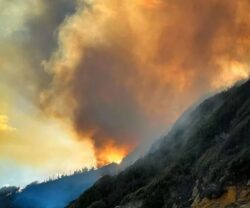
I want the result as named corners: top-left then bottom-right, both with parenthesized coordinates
top-left (0, 0), bottom-right (95, 181)
top-left (0, 0), bottom-right (75, 98)
top-left (42, 0), bottom-right (250, 166)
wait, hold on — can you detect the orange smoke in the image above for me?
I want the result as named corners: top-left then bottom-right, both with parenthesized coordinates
top-left (95, 140), bottom-right (132, 167)
top-left (138, 0), bottom-right (161, 7)
top-left (42, 0), bottom-right (250, 167)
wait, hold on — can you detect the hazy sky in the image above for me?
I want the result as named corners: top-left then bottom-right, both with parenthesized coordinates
top-left (0, 0), bottom-right (249, 187)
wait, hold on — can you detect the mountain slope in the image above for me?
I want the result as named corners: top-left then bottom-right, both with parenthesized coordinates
top-left (0, 163), bottom-right (118, 208)
top-left (0, 186), bottom-right (19, 208)
top-left (68, 80), bottom-right (250, 208)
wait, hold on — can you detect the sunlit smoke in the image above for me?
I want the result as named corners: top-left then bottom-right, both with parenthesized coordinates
top-left (42, 0), bottom-right (250, 166)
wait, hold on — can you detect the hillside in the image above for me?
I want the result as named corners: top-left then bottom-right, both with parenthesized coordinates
top-left (68, 80), bottom-right (250, 208)
top-left (0, 163), bottom-right (118, 208)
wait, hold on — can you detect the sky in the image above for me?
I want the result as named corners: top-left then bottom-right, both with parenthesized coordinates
top-left (0, 0), bottom-right (250, 187)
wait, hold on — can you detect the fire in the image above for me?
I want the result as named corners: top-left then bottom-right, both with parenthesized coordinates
top-left (96, 140), bottom-right (131, 167)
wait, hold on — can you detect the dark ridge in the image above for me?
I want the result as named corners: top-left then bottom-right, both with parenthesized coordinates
top-left (68, 80), bottom-right (250, 208)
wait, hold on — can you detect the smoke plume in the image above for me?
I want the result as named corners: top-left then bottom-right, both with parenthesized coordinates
top-left (42, 0), bottom-right (250, 166)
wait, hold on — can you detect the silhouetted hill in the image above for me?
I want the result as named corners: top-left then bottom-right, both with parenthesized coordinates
top-left (0, 163), bottom-right (118, 208)
top-left (0, 186), bottom-right (19, 208)
top-left (68, 80), bottom-right (250, 208)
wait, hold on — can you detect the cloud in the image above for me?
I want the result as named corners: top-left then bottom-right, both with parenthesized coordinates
top-left (0, 0), bottom-right (76, 99)
top-left (0, 0), bottom-right (97, 179)
top-left (0, 109), bottom-right (95, 186)
top-left (41, 0), bottom-right (250, 166)
top-left (0, 0), bottom-right (43, 37)
top-left (0, 115), bottom-right (15, 132)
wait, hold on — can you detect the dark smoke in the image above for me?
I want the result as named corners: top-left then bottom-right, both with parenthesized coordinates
top-left (42, 0), bottom-right (250, 165)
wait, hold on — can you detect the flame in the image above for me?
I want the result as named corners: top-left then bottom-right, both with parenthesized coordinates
top-left (96, 140), bottom-right (131, 167)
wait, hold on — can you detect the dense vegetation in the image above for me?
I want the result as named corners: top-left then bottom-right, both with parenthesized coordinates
top-left (69, 80), bottom-right (250, 208)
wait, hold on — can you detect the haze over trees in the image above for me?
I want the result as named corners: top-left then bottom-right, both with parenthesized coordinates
top-left (68, 80), bottom-right (250, 208)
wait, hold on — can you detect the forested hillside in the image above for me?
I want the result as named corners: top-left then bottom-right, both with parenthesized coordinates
top-left (69, 80), bottom-right (250, 208)
top-left (0, 163), bottom-right (118, 208)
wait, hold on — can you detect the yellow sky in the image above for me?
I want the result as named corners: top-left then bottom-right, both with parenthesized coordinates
top-left (0, 114), bottom-right (15, 132)
top-left (0, 91), bottom-right (95, 186)
top-left (0, 0), bottom-right (96, 187)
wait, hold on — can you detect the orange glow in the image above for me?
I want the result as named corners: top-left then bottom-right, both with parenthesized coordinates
top-left (96, 140), bottom-right (132, 167)
top-left (41, 0), bottom-right (250, 170)
top-left (213, 61), bottom-right (250, 89)
top-left (138, 0), bottom-right (161, 7)
top-left (0, 114), bottom-right (15, 132)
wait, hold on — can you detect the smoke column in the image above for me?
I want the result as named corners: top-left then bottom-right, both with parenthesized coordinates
top-left (41, 0), bottom-right (250, 166)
